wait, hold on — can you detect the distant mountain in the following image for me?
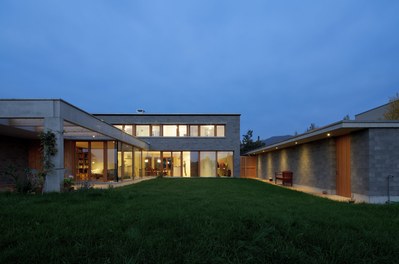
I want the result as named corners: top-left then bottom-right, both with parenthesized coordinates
top-left (261, 135), bottom-right (293, 146)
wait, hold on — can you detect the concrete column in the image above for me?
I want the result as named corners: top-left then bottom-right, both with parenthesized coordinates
top-left (43, 117), bottom-right (64, 192)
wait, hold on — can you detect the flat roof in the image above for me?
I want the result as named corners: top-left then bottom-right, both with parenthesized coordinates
top-left (94, 113), bottom-right (241, 116)
top-left (246, 120), bottom-right (399, 155)
top-left (0, 99), bottom-right (149, 149)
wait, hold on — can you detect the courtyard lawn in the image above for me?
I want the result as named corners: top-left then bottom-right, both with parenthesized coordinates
top-left (0, 178), bottom-right (398, 264)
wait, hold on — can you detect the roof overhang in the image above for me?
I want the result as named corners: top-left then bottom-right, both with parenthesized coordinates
top-left (246, 120), bottom-right (399, 155)
top-left (0, 99), bottom-right (149, 149)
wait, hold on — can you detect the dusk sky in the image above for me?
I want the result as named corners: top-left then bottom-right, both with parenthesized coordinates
top-left (1, 1), bottom-right (398, 139)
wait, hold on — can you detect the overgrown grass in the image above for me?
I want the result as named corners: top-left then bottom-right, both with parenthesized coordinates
top-left (1, 178), bottom-right (398, 263)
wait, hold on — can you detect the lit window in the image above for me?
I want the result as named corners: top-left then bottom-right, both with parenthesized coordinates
top-left (152, 125), bottom-right (161, 136)
top-left (190, 125), bottom-right (199, 137)
top-left (163, 125), bottom-right (177, 137)
top-left (123, 125), bottom-right (133, 135)
top-left (200, 125), bottom-right (215, 137)
top-left (136, 125), bottom-right (150, 137)
top-left (216, 125), bottom-right (225, 137)
top-left (178, 125), bottom-right (187, 137)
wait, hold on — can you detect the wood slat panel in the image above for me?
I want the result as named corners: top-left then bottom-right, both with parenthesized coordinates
top-left (240, 156), bottom-right (257, 178)
top-left (336, 136), bottom-right (351, 197)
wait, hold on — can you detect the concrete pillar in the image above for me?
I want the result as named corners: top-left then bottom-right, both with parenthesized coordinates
top-left (43, 117), bottom-right (64, 192)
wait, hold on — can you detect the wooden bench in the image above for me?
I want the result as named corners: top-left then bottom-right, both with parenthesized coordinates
top-left (275, 171), bottom-right (293, 186)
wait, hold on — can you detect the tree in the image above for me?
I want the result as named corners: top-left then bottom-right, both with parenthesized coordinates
top-left (384, 93), bottom-right (399, 120)
top-left (240, 130), bottom-right (265, 155)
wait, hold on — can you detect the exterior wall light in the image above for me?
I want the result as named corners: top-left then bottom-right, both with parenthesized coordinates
top-left (327, 133), bottom-right (331, 137)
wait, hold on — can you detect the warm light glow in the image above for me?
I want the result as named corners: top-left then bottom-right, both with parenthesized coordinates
top-left (295, 142), bottom-right (298, 145)
top-left (327, 133), bottom-right (331, 137)
top-left (157, 159), bottom-right (161, 163)
top-left (92, 135), bottom-right (96, 138)
top-left (144, 159), bottom-right (149, 163)
top-left (275, 147), bottom-right (278, 149)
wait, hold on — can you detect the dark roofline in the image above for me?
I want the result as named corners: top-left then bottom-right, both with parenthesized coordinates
top-left (94, 113), bottom-right (241, 117)
top-left (245, 120), bottom-right (399, 155)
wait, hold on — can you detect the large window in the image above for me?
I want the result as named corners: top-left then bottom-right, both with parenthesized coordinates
top-left (76, 142), bottom-right (89, 181)
top-left (172, 152), bottom-right (182, 176)
top-left (217, 151), bottom-right (233, 177)
top-left (90, 142), bottom-right (104, 181)
top-left (107, 141), bottom-right (117, 181)
top-left (163, 125), bottom-right (177, 137)
top-left (200, 152), bottom-right (217, 177)
top-left (143, 151), bottom-right (161, 176)
top-left (134, 149), bottom-right (142, 177)
top-left (136, 125), bottom-right (150, 136)
top-left (76, 141), bottom-right (120, 182)
top-left (118, 143), bottom-right (133, 180)
top-left (152, 125), bottom-right (161, 137)
top-left (115, 123), bottom-right (225, 138)
top-left (200, 125), bottom-right (215, 137)
top-left (190, 125), bottom-right (199, 137)
top-left (216, 125), bottom-right (225, 137)
top-left (114, 125), bottom-right (133, 135)
top-left (178, 125), bottom-right (188, 137)
top-left (162, 152), bottom-right (172, 176)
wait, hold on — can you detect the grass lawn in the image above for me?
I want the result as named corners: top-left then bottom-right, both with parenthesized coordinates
top-left (1, 178), bottom-right (399, 264)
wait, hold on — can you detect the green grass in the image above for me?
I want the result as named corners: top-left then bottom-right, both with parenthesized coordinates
top-left (1, 178), bottom-right (399, 264)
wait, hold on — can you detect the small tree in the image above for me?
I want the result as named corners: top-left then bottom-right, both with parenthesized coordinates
top-left (240, 130), bottom-right (265, 154)
top-left (384, 93), bottom-right (399, 120)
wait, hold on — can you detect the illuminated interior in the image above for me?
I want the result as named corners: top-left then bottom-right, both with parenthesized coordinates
top-left (75, 141), bottom-right (233, 181)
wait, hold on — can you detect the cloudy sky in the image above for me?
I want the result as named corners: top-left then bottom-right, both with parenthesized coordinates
top-left (1, 1), bottom-right (398, 139)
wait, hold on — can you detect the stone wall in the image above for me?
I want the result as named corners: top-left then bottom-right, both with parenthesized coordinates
top-left (350, 130), bottom-right (370, 196)
top-left (368, 128), bottom-right (399, 197)
top-left (257, 138), bottom-right (336, 192)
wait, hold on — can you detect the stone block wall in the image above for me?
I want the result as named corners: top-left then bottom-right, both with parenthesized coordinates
top-left (368, 128), bottom-right (399, 197)
top-left (350, 130), bottom-right (370, 196)
top-left (257, 138), bottom-right (336, 192)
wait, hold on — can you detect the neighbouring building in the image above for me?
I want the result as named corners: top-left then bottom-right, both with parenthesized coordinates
top-left (245, 104), bottom-right (399, 204)
top-left (0, 99), bottom-right (240, 192)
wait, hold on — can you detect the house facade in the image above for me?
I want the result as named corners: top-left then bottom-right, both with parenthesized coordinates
top-left (0, 99), bottom-right (240, 192)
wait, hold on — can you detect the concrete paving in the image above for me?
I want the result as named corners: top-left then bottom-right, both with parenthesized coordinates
top-left (75, 176), bottom-right (157, 190)
top-left (255, 178), bottom-right (353, 203)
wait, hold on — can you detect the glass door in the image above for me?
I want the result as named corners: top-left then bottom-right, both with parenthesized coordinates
top-left (162, 152), bottom-right (172, 176)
